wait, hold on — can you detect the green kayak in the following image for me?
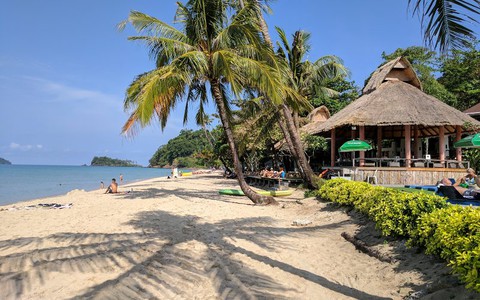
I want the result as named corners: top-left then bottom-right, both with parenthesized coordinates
top-left (218, 189), bottom-right (293, 197)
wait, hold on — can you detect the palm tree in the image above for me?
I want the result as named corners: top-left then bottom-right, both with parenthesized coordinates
top-left (274, 28), bottom-right (348, 188)
top-left (119, 0), bottom-right (291, 204)
top-left (408, 0), bottom-right (480, 53)
top-left (230, 0), bottom-right (318, 187)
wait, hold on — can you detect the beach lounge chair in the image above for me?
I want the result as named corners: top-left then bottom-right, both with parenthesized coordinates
top-left (437, 186), bottom-right (480, 200)
top-left (437, 186), bottom-right (480, 206)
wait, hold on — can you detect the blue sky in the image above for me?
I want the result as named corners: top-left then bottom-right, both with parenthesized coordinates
top-left (0, 0), bottom-right (462, 165)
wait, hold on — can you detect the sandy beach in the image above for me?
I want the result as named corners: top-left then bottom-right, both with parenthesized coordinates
top-left (0, 173), bottom-right (476, 299)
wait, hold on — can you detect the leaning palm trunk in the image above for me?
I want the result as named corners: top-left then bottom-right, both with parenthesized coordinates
top-left (281, 104), bottom-right (317, 188)
top-left (246, 1), bottom-right (317, 188)
top-left (211, 79), bottom-right (277, 205)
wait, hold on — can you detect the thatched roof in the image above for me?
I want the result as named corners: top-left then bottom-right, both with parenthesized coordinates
top-left (301, 106), bottom-right (330, 134)
top-left (274, 106), bottom-right (330, 151)
top-left (363, 56), bottom-right (421, 94)
top-left (310, 57), bottom-right (480, 137)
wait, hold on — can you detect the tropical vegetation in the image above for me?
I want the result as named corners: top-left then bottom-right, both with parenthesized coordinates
top-left (318, 179), bottom-right (480, 292)
top-left (408, 0), bottom-right (480, 53)
top-left (90, 156), bottom-right (141, 167)
top-left (119, 0), bottom-right (300, 204)
top-left (149, 129), bottom-right (219, 168)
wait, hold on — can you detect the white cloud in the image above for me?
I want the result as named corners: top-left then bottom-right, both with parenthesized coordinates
top-left (9, 142), bottom-right (43, 151)
top-left (22, 76), bottom-right (121, 108)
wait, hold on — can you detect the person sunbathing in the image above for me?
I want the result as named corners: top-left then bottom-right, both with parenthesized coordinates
top-left (459, 168), bottom-right (480, 188)
top-left (104, 178), bottom-right (118, 194)
top-left (439, 177), bottom-right (478, 197)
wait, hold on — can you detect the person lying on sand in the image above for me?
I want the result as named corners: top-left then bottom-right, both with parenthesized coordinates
top-left (104, 178), bottom-right (118, 194)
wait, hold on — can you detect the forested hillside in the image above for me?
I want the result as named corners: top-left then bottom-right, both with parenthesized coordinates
top-left (91, 156), bottom-right (140, 167)
top-left (149, 129), bottom-right (212, 167)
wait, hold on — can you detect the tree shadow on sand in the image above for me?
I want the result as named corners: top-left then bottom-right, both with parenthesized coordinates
top-left (317, 201), bottom-right (479, 298)
top-left (0, 209), bottom-right (390, 299)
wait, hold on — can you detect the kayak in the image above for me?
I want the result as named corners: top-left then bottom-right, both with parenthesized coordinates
top-left (219, 189), bottom-right (245, 196)
top-left (181, 172), bottom-right (193, 176)
top-left (218, 189), bottom-right (293, 197)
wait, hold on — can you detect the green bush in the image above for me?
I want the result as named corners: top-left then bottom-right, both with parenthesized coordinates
top-left (318, 179), bottom-right (447, 237)
top-left (409, 206), bottom-right (480, 292)
top-left (319, 179), bottom-right (480, 292)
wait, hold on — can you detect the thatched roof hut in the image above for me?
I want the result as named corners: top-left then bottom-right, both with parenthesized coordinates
top-left (275, 106), bottom-right (331, 151)
top-left (312, 57), bottom-right (480, 138)
top-left (464, 102), bottom-right (480, 121)
top-left (301, 105), bottom-right (330, 134)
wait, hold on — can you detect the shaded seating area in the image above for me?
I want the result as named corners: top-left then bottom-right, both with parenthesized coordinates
top-left (307, 57), bottom-right (480, 184)
top-left (245, 175), bottom-right (304, 188)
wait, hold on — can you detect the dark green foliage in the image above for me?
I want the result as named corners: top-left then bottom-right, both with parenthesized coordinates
top-left (91, 156), bottom-right (140, 167)
top-left (0, 157), bottom-right (12, 165)
top-left (319, 179), bottom-right (480, 292)
top-left (310, 75), bottom-right (360, 115)
top-left (409, 206), bottom-right (480, 292)
top-left (149, 129), bottom-right (212, 167)
top-left (317, 179), bottom-right (447, 237)
top-left (463, 149), bottom-right (480, 173)
top-left (438, 41), bottom-right (480, 112)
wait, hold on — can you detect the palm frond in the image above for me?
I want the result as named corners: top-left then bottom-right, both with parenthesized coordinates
top-left (409, 0), bottom-right (480, 52)
top-left (127, 36), bottom-right (194, 67)
top-left (121, 11), bottom-right (188, 42)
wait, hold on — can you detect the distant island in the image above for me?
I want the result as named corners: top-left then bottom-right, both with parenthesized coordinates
top-left (90, 156), bottom-right (141, 167)
top-left (0, 157), bottom-right (12, 165)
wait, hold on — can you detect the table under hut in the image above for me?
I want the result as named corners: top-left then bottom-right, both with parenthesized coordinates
top-left (308, 56), bottom-right (480, 185)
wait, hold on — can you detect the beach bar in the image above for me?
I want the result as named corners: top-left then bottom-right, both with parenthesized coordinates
top-left (310, 57), bottom-right (480, 185)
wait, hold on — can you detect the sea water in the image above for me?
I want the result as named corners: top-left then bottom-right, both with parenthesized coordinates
top-left (0, 165), bottom-right (182, 206)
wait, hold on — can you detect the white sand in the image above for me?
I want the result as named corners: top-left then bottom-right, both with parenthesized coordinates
top-left (0, 173), bottom-right (476, 299)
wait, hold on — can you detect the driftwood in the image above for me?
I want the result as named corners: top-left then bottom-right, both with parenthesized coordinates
top-left (341, 232), bottom-right (395, 264)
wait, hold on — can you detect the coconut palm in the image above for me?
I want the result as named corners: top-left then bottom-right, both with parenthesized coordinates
top-left (274, 28), bottom-right (348, 188)
top-left (119, 0), bottom-right (292, 204)
top-left (408, 0), bottom-right (480, 53)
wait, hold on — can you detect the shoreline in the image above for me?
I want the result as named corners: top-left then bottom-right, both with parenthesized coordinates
top-left (0, 166), bottom-right (197, 207)
top-left (0, 169), bottom-right (214, 209)
top-left (0, 173), bottom-right (476, 299)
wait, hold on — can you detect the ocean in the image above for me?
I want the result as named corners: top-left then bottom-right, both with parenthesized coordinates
top-left (0, 165), bottom-right (184, 206)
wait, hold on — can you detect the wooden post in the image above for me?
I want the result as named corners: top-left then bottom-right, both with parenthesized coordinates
top-left (405, 125), bottom-right (411, 167)
top-left (376, 126), bottom-right (382, 158)
top-left (359, 125), bottom-right (365, 167)
top-left (439, 126), bottom-right (445, 163)
top-left (330, 129), bottom-right (336, 167)
top-left (455, 125), bottom-right (462, 162)
top-left (414, 125), bottom-right (420, 159)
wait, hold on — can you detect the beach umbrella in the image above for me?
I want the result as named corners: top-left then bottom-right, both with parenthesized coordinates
top-left (454, 133), bottom-right (480, 148)
top-left (339, 139), bottom-right (372, 166)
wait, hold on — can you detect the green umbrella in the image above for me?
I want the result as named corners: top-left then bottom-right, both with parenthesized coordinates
top-left (339, 139), bottom-right (372, 152)
top-left (339, 139), bottom-right (372, 167)
top-left (454, 133), bottom-right (480, 148)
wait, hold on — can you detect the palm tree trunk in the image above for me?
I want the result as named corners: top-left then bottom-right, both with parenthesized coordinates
top-left (211, 79), bottom-right (277, 205)
top-left (277, 116), bottom-right (304, 173)
top-left (248, 0), bottom-right (317, 188)
top-left (281, 104), bottom-right (317, 189)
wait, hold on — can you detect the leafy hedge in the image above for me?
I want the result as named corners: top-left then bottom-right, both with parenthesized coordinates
top-left (409, 206), bottom-right (480, 291)
top-left (318, 179), bottom-right (480, 292)
top-left (317, 179), bottom-right (447, 236)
